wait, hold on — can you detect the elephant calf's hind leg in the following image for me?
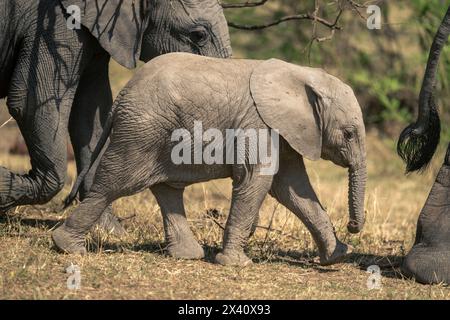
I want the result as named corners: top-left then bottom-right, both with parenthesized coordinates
top-left (52, 141), bottom-right (150, 254)
top-left (68, 50), bottom-right (125, 236)
top-left (52, 192), bottom-right (111, 254)
top-left (151, 184), bottom-right (205, 260)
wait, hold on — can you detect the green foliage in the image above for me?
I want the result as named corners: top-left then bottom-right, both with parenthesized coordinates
top-left (352, 71), bottom-right (412, 124)
top-left (375, 85), bottom-right (411, 124)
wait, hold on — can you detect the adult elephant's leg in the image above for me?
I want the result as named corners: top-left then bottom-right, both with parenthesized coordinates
top-left (215, 166), bottom-right (273, 266)
top-left (270, 153), bottom-right (352, 266)
top-left (151, 184), bottom-right (204, 259)
top-left (402, 145), bottom-right (450, 284)
top-left (0, 44), bottom-right (83, 213)
top-left (69, 49), bottom-right (112, 200)
top-left (68, 49), bottom-right (124, 235)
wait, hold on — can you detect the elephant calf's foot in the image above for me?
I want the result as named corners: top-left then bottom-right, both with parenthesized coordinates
top-left (52, 225), bottom-right (87, 255)
top-left (166, 238), bottom-right (205, 260)
top-left (166, 235), bottom-right (205, 260)
top-left (215, 249), bottom-right (252, 266)
top-left (319, 240), bottom-right (353, 266)
top-left (95, 210), bottom-right (127, 237)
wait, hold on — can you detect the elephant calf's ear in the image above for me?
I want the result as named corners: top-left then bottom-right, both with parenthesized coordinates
top-left (60, 0), bottom-right (149, 69)
top-left (250, 59), bottom-right (323, 160)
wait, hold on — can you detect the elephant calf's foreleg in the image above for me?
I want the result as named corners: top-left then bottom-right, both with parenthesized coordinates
top-left (270, 155), bottom-right (352, 265)
top-left (215, 169), bottom-right (273, 266)
top-left (151, 184), bottom-right (204, 259)
top-left (52, 191), bottom-right (110, 254)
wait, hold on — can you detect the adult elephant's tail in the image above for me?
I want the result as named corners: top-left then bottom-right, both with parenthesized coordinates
top-left (397, 7), bottom-right (450, 172)
top-left (63, 103), bottom-right (117, 208)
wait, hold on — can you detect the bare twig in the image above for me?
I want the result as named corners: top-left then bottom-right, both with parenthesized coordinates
top-left (221, 0), bottom-right (269, 9)
top-left (204, 209), bottom-right (225, 230)
top-left (347, 0), bottom-right (368, 21)
top-left (225, 0), bottom-right (380, 34)
top-left (346, 0), bottom-right (381, 9)
top-left (228, 13), bottom-right (342, 30)
top-left (0, 117), bottom-right (13, 129)
top-left (311, 0), bottom-right (320, 41)
top-left (316, 28), bottom-right (336, 42)
top-left (255, 224), bottom-right (302, 242)
top-left (346, 0), bottom-right (367, 8)
top-left (118, 213), bottom-right (137, 222)
top-left (261, 203), bottom-right (279, 249)
top-left (211, 181), bottom-right (230, 201)
top-left (315, 7), bottom-right (342, 42)
top-left (304, 38), bottom-right (315, 65)
top-left (346, 0), bottom-right (383, 21)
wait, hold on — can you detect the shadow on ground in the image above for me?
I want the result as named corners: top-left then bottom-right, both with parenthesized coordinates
top-left (0, 214), bottom-right (406, 279)
top-left (0, 214), bottom-right (60, 230)
top-left (350, 252), bottom-right (405, 280)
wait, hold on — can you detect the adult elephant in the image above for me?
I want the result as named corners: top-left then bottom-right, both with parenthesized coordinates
top-left (0, 0), bottom-right (232, 224)
top-left (397, 7), bottom-right (449, 284)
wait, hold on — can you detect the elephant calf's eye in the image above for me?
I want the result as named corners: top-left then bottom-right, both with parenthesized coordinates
top-left (189, 27), bottom-right (209, 46)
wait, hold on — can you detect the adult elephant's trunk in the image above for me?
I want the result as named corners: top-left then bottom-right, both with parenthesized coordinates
top-left (347, 164), bottom-right (367, 234)
top-left (397, 7), bottom-right (450, 172)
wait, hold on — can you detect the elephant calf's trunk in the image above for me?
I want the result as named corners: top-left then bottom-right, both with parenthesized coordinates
top-left (347, 165), bottom-right (367, 233)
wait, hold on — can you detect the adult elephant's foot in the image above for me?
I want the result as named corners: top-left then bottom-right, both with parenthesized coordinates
top-left (215, 249), bottom-right (252, 266)
top-left (0, 167), bottom-right (19, 214)
top-left (402, 244), bottom-right (449, 285)
top-left (94, 207), bottom-right (127, 237)
top-left (166, 238), bottom-right (205, 260)
top-left (52, 224), bottom-right (87, 254)
top-left (401, 163), bottom-right (450, 285)
top-left (0, 167), bottom-right (33, 214)
top-left (0, 164), bottom-right (65, 214)
top-left (319, 240), bottom-right (353, 266)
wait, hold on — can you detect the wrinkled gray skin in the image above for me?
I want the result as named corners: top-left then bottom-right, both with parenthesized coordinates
top-left (52, 53), bottom-right (367, 266)
top-left (397, 7), bottom-right (450, 285)
top-left (0, 0), bottom-right (231, 230)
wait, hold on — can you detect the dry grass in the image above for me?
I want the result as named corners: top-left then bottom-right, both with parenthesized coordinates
top-left (0, 62), bottom-right (449, 300)
top-left (0, 126), bottom-right (449, 299)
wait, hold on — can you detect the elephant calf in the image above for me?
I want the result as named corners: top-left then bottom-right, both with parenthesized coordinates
top-left (53, 53), bottom-right (367, 266)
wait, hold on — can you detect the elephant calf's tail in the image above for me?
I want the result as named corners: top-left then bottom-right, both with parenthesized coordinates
top-left (63, 107), bottom-right (116, 209)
